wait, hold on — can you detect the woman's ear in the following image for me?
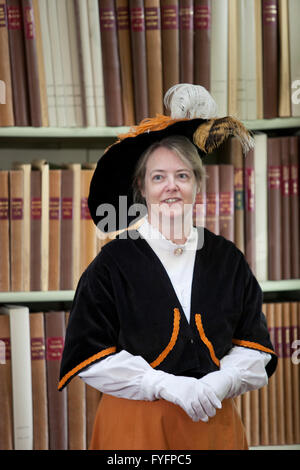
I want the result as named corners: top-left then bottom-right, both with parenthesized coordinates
top-left (138, 177), bottom-right (145, 198)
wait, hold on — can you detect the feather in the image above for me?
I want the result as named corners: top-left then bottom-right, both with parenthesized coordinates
top-left (164, 84), bottom-right (218, 119)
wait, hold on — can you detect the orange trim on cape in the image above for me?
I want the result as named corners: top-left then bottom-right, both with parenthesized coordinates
top-left (232, 338), bottom-right (276, 355)
top-left (195, 314), bottom-right (220, 367)
top-left (150, 308), bottom-right (180, 368)
top-left (58, 346), bottom-right (117, 390)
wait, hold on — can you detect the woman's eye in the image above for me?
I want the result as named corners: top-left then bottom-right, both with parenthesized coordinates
top-left (178, 173), bottom-right (189, 179)
top-left (153, 174), bottom-right (163, 181)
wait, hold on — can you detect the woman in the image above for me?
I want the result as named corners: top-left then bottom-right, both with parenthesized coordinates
top-left (58, 85), bottom-right (277, 450)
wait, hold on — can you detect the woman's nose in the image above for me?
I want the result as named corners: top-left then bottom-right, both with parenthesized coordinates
top-left (165, 175), bottom-right (178, 191)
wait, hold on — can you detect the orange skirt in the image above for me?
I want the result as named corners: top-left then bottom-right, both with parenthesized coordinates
top-left (89, 394), bottom-right (248, 450)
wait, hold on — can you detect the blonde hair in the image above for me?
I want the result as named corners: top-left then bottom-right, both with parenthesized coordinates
top-left (132, 135), bottom-right (206, 204)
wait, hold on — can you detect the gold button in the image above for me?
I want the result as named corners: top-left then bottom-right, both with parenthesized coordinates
top-left (174, 247), bottom-right (184, 256)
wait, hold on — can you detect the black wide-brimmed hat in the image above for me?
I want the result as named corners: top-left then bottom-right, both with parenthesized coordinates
top-left (88, 84), bottom-right (254, 232)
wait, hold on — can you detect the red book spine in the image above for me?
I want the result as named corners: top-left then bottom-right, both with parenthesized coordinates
top-left (194, 0), bottom-right (211, 90)
top-left (262, 0), bottom-right (279, 118)
top-left (179, 0), bottom-right (193, 83)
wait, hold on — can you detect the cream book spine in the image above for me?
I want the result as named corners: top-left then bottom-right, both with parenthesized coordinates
top-left (254, 132), bottom-right (268, 281)
top-left (210, 0), bottom-right (228, 117)
top-left (0, 305), bottom-right (33, 450)
top-left (288, 0), bottom-right (300, 116)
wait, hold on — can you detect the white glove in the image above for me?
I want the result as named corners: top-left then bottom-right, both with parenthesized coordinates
top-left (141, 367), bottom-right (222, 422)
top-left (200, 368), bottom-right (241, 401)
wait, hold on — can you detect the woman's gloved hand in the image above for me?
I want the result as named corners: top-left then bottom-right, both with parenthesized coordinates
top-left (141, 368), bottom-right (222, 422)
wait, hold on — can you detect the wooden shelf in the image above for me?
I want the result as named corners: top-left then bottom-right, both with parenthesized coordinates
top-left (0, 117), bottom-right (299, 141)
top-left (0, 280), bottom-right (299, 303)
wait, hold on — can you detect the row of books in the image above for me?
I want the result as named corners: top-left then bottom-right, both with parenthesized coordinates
top-left (194, 133), bottom-right (300, 282)
top-left (0, 132), bottom-right (299, 293)
top-left (0, 307), bottom-right (102, 450)
top-left (1, 0), bottom-right (300, 129)
top-left (0, 301), bottom-right (299, 449)
top-left (236, 301), bottom-right (300, 447)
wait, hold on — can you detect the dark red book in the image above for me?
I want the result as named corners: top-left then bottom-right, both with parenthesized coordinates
top-left (179, 0), bottom-right (193, 83)
top-left (262, 0), bottom-right (279, 118)
top-left (194, 0), bottom-right (211, 90)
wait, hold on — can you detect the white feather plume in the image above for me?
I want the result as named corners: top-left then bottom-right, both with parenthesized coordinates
top-left (164, 84), bottom-right (218, 120)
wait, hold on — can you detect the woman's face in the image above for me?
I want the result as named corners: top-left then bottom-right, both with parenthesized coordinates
top-left (140, 146), bottom-right (198, 223)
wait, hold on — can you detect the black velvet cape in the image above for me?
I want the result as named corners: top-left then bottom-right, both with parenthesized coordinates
top-left (58, 227), bottom-right (277, 391)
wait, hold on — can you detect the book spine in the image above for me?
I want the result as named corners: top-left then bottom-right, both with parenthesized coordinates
top-left (282, 302), bottom-right (294, 444)
top-left (0, 315), bottom-right (13, 449)
top-left (0, 0), bottom-right (15, 126)
top-left (179, 0), bottom-right (193, 84)
top-left (288, 0), bottom-right (300, 117)
top-left (267, 137), bottom-right (282, 280)
top-left (30, 170), bottom-right (42, 291)
top-left (204, 165), bottom-right (219, 235)
top-left (87, 0), bottom-right (106, 127)
top-left (291, 302), bottom-right (300, 442)
top-left (7, 0), bottom-right (30, 126)
top-left (45, 311), bottom-right (67, 449)
top-left (274, 302), bottom-right (285, 444)
top-left (48, 170), bottom-right (61, 291)
top-left (255, 0), bottom-right (264, 119)
top-left (80, 169), bottom-right (96, 274)
top-left (60, 169), bottom-right (74, 290)
top-left (145, 0), bottom-right (163, 117)
top-left (210, 0), bottom-right (228, 116)
top-left (32, 0), bottom-right (48, 126)
top-left (9, 306), bottom-right (33, 449)
top-left (9, 170), bottom-right (24, 291)
top-left (262, 0), bottom-right (279, 118)
top-left (29, 312), bottom-right (48, 449)
top-left (99, 0), bottom-right (124, 126)
top-left (0, 171), bottom-right (10, 291)
top-left (116, 0), bottom-right (136, 125)
top-left (266, 303), bottom-right (278, 444)
top-left (289, 136), bottom-right (300, 278)
top-left (280, 137), bottom-right (291, 279)
top-left (21, 0), bottom-right (42, 126)
top-left (244, 149), bottom-right (256, 275)
top-left (161, 0), bottom-right (180, 97)
top-left (278, 0), bottom-right (291, 117)
top-left (194, 0), bottom-right (211, 90)
top-left (129, 0), bottom-right (149, 123)
top-left (219, 164), bottom-right (234, 243)
top-left (228, 0), bottom-right (238, 116)
top-left (74, 0), bottom-right (96, 127)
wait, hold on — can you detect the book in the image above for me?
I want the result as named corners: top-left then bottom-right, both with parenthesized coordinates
top-left (278, 0), bottom-right (291, 117)
top-left (45, 311), bottom-right (67, 450)
top-left (29, 312), bottom-right (48, 449)
top-left (210, 0), bottom-right (228, 117)
top-left (116, 0), bottom-right (136, 125)
top-left (228, 0), bottom-right (238, 117)
top-left (0, 314), bottom-right (13, 449)
top-left (21, 0), bottom-right (42, 126)
top-left (47, 0), bottom-right (66, 127)
top-left (262, 0), bottom-right (279, 118)
top-left (80, 167), bottom-right (97, 274)
top-left (7, 0), bottom-right (30, 126)
top-left (244, 149), bottom-right (256, 274)
top-left (48, 169), bottom-right (61, 291)
top-left (87, 0), bottom-right (106, 127)
top-left (237, 0), bottom-right (257, 120)
top-left (66, 312), bottom-right (86, 450)
top-left (74, 0), bottom-right (96, 127)
top-left (282, 302), bottom-right (293, 444)
top-left (0, 171), bottom-right (10, 292)
top-left (145, 0), bottom-right (163, 117)
top-left (0, 305), bottom-right (33, 450)
top-left (204, 165), bottom-right (219, 235)
top-left (56, 0), bottom-right (77, 127)
top-left (60, 168), bottom-right (74, 290)
top-left (253, 133), bottom-right (268, 282)
top-left (11, 162), bottom-right (31, 291)
top-left (129, 0), bottom-right (149, 123)
top-left (194, 0), bottom-right (211, 91)
top-left (9, 170), bottom-right (25, 291)
top-left (32, 0), bottom-right (48, 126)
top-left (288, 0), bottom-right (300, 116)
top-left (99, 0), bottom-right (124, 126)
top-left (66, 0), bottom-right (84, 127)
top-left (218, 164), bottom-right (234, 243)
top-left (290, 302), bottom-right (300, 442)
top-left (0, 0), bottom-right (15, 126)
top-left (221, 137), bottom-right (245, 254)
top-left (267, 137), bottom-right (282, 280)
top-left (38, 0), bottom-right (57, 126)
top-left (254, 0), bottom-right (264, 119)
top-left (274, 301), bottom-right (285, 444)
top-left (179, 0), bottom-right (193, 84)
top-left (289, 136), bottom-right (300, 279)
top-left (161, 0), bottom-right (180, 97)
top-left (280, 137), bottom-right (291, 279)
top-left (266, 302), bottom-right (278, 445)
top-left (31, 160), bottom-right (49, 291)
